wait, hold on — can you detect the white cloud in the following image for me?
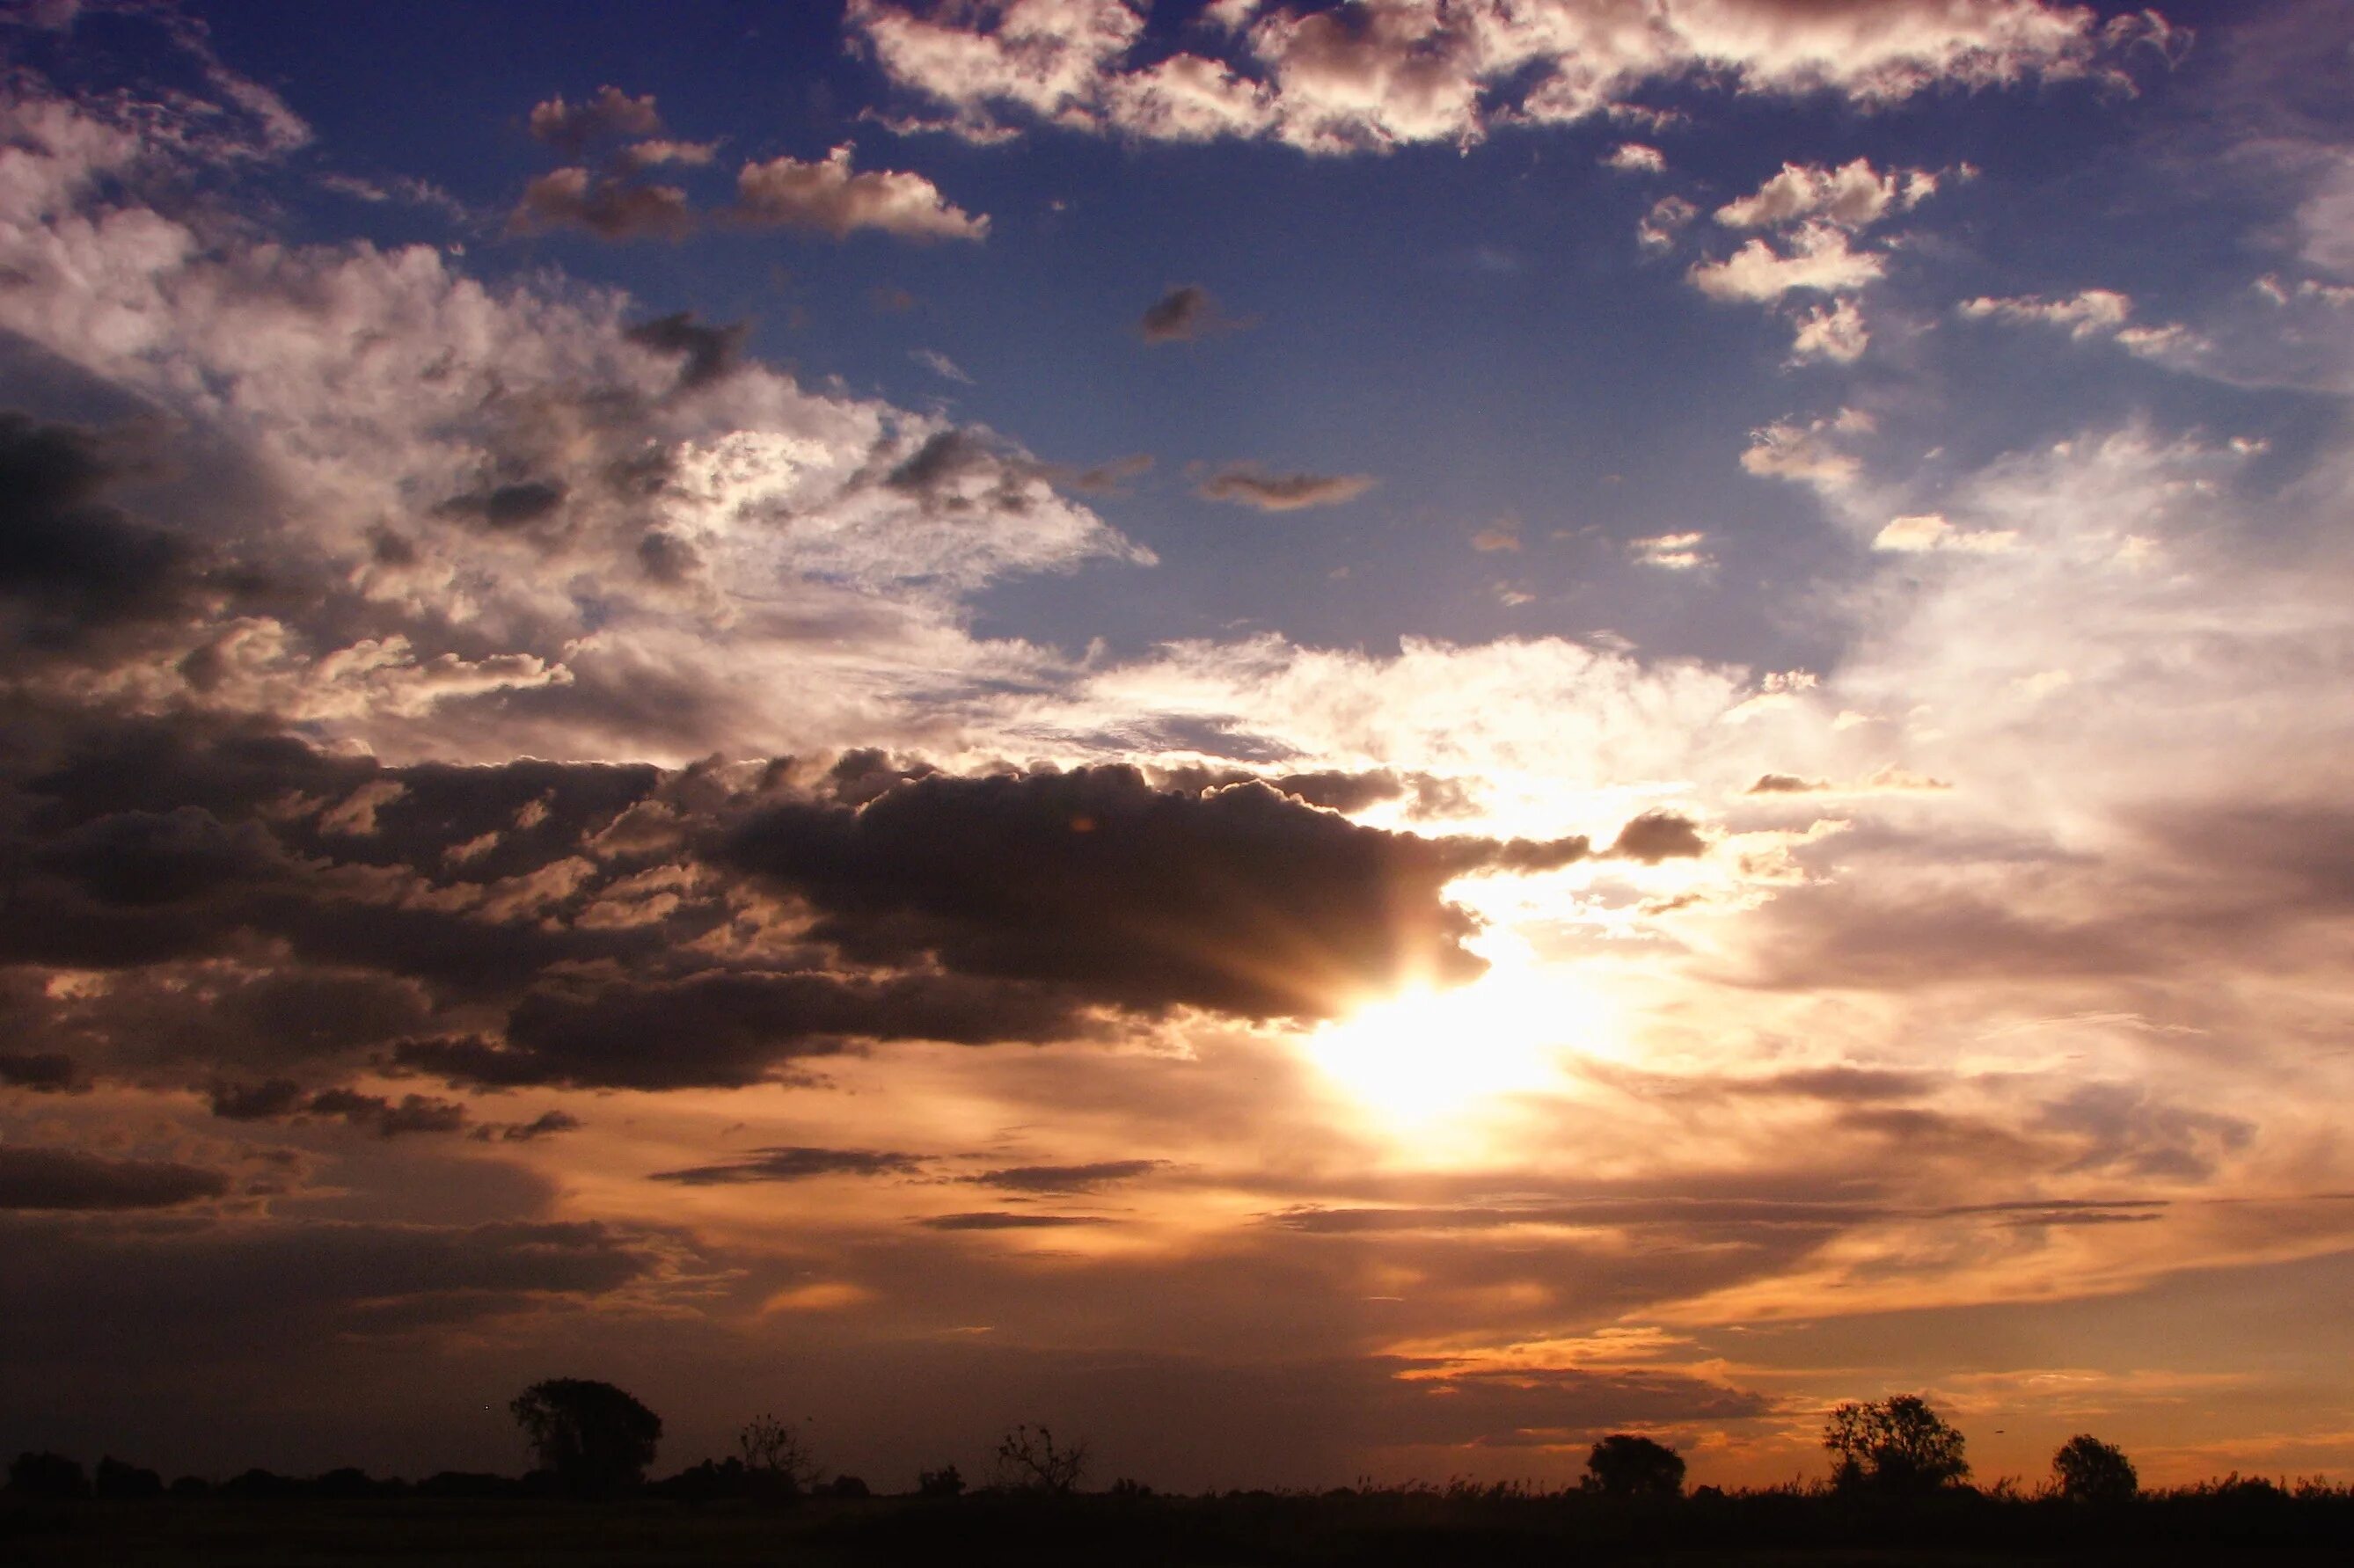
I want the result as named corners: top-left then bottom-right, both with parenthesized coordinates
top-left (848, 0), bottom-right (2146, 153)
top-left (1789, 298), bottom-right (1869, 363)
top-left (1872, 514), bottom-right (2019, 554)
top-left (1605, 142), bottom-right (1666, 174)
top-left (1630, 531), bottom-right (1714, 570)
top-left (1692, 222), bottom-right (1886, 302)
top-left (1715, 157), bottom-right (1930, 230)
top-left (734, 145), bottom-right (988, 241)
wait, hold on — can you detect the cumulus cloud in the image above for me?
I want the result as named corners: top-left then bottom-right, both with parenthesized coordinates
top-left (717, 765), bottom-right (1592, 1019)
top-left (1605, 142), bottom-right (1666, 173)
top-left (734, 145), bottom-right (989, 240)
top-left (848, 0), bottom-right (2153, 152)
top-left (1689, 222), bottom-right (1887, 301)
top-left (1197, 463), bottom-right (1377, 511)
top-left (512, 165), bottom-right (694, 239)
top-left (1789, 297), bottom-right (1869, 362)
top-left (1958, 288), bottom-right (2201, 360)
top-left (528, 85), bottom-right (663, 150)
top-left (1715, 157), bottom-right (1934, 230)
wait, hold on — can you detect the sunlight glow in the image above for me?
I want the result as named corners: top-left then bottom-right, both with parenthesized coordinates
top-left (1301, 956), bottom-right (1608, 1130)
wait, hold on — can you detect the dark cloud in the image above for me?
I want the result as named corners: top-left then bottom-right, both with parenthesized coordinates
top-left (1747, 773), bottom-right (1827, 794)
top-left (473, 1110), bottom-right (583, 1143)
top-left (1196, 463), bottom-right (1377, 512)
top-left (624, 311), bottom-right (746, 390)
top-left (919, 1211), bottom-right (1112, 1230)
top-left (0, 1050), bottom-right (84, 1091)
top-left (1065, 452), bottom-right (1154, 494)
top-left (395, 967), bottom-right (1091, 1090)
top-left (717, 765), bottom-right (1586, 1020)
top-left (0, 1145), bottom-right (228, 1210)
top-left (512, 168), bottom-right (693, 240)
top-left (964, 1159), bottom-right (1167, 1193)
top-left (0, 413), bottom-right (245, 654)
top-left (208, 1080), bottom-right (468, 1137)
top-left (649, 1145), bottom-right (925, 1185)
top-left (1138, 284), bottom-right (1246, 344)
top-left (527, 86), bottom-right (662, 151)
top-left (435, 478), bottom-right (569, 531)
top-left (1608, 810), bottom-right (1707, 863)
top-left (732, 148), bottom-right (988, 241)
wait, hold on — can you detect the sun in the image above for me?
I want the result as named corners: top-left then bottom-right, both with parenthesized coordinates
top-left (1299, 958), bottom-right (1605, 1130)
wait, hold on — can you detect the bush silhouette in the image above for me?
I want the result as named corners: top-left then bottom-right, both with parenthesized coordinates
top-left (2052, 1433), bottom-right (2138, 1502)
top-left (917, 1462), bottom-right (965, 1498)
top-left (994, 1423), bottom-right (1087, 1494)
top-left (1823, 1394), bottom-right (1970, 1493)
top-left (1583, 1433), bottom-right (1686, 1498)
top-left (95, 1456), bottom-right (164, 1499)
top-left (7, 1451), bottom-right (89, 1499)
top-left (736, 1412), bottom-right (820, 1498)
top-left (509, 1378), bottom-right (662, 1497)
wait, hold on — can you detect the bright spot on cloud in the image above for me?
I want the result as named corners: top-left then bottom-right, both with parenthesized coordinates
top-left (1299, 960), bottom-right (1601, 1132)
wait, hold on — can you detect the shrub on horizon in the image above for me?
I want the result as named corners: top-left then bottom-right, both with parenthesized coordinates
top-left (2052, 1434), bottom-right (2138, 1503)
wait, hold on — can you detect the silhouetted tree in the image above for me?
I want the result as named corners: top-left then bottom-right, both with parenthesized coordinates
top-left (7, 1451), bottom-right (89, 1499)
top-left (95, 1456), bottom-right (164, 1499)
top-left (917, 1463), bottom-right (965, 1498)
top-left (736, 1412), bottom-right (820, 1497)
top-left (826, 1473), bottom-right (871, 1499)
top-left (1583, 1433), bottom-right (1686, 1498)
top-left (1823, 1395), bottom-right (1970, 1493)
top-left (995, 1423), bottom-right (1087, 1494)
top-left (2052, 1434), bottom-right (2138, 1502)
top-left (509, 1378), bottom-right (662, 1497)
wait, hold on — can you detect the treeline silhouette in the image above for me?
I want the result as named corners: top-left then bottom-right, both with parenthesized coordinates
top-left (9, 1385), bottom-right (2354, 1564)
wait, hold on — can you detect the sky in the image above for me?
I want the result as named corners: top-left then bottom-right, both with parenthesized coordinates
top-left (4, 0), bottom-right (2354, 1494)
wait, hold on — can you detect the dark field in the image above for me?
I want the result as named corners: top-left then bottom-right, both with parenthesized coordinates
top-left (9, 1489), bottom-right (2354, 1567)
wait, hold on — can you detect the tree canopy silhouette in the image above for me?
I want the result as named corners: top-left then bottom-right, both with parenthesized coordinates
top-left (995, 1423), bottom-right (1086, 1494)
top-left (2052, 1433), bottom-right (2138, 1502)
top-left (1584, 1433), bottom-right (1686, 1498)
top-left (1823, 1394), bottom-right (1970, 1494)
top-left (508, 1378), bottom-right (662, 1497)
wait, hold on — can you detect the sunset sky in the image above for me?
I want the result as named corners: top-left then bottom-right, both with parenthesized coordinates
top-left (7, 0), bottom-right (2354, 1493)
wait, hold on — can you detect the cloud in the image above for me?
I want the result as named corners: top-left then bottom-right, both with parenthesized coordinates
top-left (208, 1081), bottom-right (469, 1137)
top-left (1789, 297), bottom-right (1869, 363)
top-left (1605, 142), bottom-right (1666, 174)
top-left (528, 85), bottom-right (662, 150)
top-left (1689, 222), bottom-right (1887, 301)
top-left (1197, 464), bottom-right (1377, 511)
top-left (734, 146), bottom-right (988, 241)
top-left (964, 1159), bottom-right (1168, 1192)
top-left (1629, 531), bottom-right (1712, 570)
top-left (716, 765), bottom-right (1590, 1019)
top-left (1609, 811), bottom-right (1709, 864)
top-left (911, 347), bottom-right (974, 383)
top-left (649, 1146), bottom-right (926, 1185)
top-left (1139, 284), bottom-right (1246, 343)
top-left (0, 1146), bottom-right (228, 1210)
top-left (1872, 513), bottom-right (2019, 554)
top-left (1957, 288), bottom-right (2201, 361)
top-left (511, 165), bottom-right (694, 240)
top-left (919, 1211), bottom-right (1112, 1230)
top-left (0, 1051), bottom-right (84, 1091)
top-left (1638, 194), bottom-right (1699, 251)
top-left (1715, 157), bottom-right (1933, 230)
top-left (623, 311), bottom-right (747, 390)
top-left (848, 0), bottom-right (2150, 152)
